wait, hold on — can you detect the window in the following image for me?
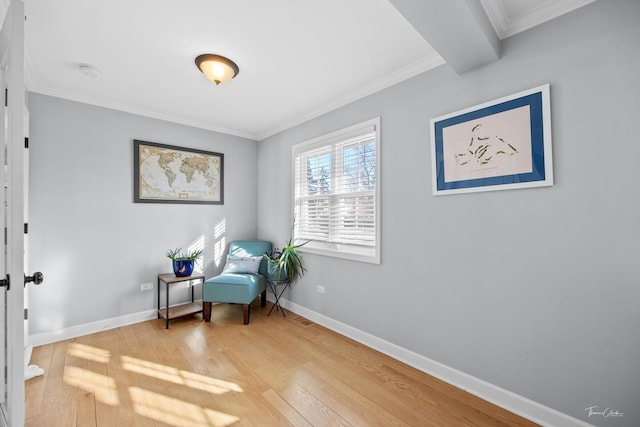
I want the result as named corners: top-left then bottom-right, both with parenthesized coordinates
top-left (292, 117), bottom-right (380, 264)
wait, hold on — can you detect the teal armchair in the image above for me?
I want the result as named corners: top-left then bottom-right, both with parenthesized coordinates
top-left (202, 240), bottom-right (271, 324)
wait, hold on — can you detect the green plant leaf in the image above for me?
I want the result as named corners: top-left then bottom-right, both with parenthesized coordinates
top-left (165, 248), bottom-right (203, 261)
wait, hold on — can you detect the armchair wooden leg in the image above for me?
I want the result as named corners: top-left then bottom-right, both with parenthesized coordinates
top-left (243, 304), bottom-right (250, 324)
top-left (261, 290), bottom-right (267, 307)
top-left (203, 302), bottom-right (212, 322)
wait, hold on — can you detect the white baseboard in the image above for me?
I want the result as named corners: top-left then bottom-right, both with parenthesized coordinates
top-left (27, 309), bottom-right (158, 348)
top-left (28, 296), bottom-right (592, 427)
top-left (278, 298), bottom-right (594, 427)
top-left (27, 299), bottom-right (213, 347)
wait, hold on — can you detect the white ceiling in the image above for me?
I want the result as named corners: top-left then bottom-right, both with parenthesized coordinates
top-left (20, 0), bottom-right (594, 140)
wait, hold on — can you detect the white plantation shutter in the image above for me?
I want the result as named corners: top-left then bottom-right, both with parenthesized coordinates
top-left (293, 117), bottom-right (380, 264)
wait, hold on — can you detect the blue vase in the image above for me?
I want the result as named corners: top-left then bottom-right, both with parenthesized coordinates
top-left (173, 260), bottom-right (194, 277)
top-left (267, 261), bottom-right (287, 282)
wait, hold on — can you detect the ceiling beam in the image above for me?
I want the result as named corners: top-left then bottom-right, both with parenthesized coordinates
top-left (388, 0), bottom-right (501, 74)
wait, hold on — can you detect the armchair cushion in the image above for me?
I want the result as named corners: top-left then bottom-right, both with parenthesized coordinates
top-left (221, 255), bottom-right (262, 274)
top-left (204, 273), bottom-right (264, 304)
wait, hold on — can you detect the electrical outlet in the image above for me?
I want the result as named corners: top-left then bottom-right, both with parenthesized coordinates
top-left (140, 282), bottom-right (153, 291)
top-left (317, 285), bottom-right (326, 294)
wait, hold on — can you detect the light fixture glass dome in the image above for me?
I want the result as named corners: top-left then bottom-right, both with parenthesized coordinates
top-left (195, 54), bottom-right (239, 85)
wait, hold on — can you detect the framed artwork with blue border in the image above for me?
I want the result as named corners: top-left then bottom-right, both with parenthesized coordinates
top-left (430, 84), bottom-right (553, 195)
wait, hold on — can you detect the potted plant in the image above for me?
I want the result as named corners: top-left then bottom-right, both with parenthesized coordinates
top-left (263, 236), bottom-right (308, 283)
top-left (165, 248), bottom-right (203, 277)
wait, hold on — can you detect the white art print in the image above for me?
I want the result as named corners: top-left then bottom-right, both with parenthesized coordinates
top-left (442, 105), bottom-right (532, 183)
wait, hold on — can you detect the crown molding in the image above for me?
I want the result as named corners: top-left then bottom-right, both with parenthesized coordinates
top-left (28, 53), bottom-right (445, 143)
top-left (479, 0), bottom-right (509, 38)
top-left (28, 86), bottom-right (258, 140)
top-left (481, 0), bottom-right (596, 39)
top-left (28, 50), bottom-right (445, 142)
top-left (257, 52), bottom-right (445, 140)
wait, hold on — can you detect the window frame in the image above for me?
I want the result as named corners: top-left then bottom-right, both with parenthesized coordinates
top-left (291, 117), bottom-right (381, 264)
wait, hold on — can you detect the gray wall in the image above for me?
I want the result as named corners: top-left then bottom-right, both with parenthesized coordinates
top-left (27, 94), bottom-right (259, 333)
top-left (258, 1), bottom-right (639, 425)
top-left (26, 1), bottom-right (639, 425)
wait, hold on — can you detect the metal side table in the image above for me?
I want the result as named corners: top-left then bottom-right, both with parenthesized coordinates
top-left (157, 273), bottom-right (205, 329)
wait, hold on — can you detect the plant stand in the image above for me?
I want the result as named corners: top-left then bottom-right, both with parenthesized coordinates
top-left (266, 279), bottom-right (290, 317)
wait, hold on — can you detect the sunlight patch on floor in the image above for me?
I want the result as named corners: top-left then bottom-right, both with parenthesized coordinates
top-left (66, 343), bottom-right (111, 364)
top-left (60, 342), bottom-right (243, 423)
top-left (121, 355), bottom-right (243, 394)
top-left (129, 386), bottom-right (239, 427)
top-left (63, 366), bottom-right (119, 405)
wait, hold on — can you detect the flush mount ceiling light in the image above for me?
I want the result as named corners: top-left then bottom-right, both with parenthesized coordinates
top-left (195, 54), bottom-right (239, 85)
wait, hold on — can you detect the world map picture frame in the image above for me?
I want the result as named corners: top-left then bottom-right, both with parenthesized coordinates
top-left (430, 84), bottom-right (553, 196)
top-left (134, 139), bottom-right (224, 204)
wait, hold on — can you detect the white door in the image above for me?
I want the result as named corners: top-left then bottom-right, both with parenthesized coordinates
top-left (0, 63), bottom-right (7, 427)
top-left (0, 1), bottom-right (26, 426)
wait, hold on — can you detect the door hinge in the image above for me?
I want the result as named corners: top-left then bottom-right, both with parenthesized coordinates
top-left (24, 308), bottom-right (28, 320)
top-left (0, 274), bottom-right (9, 290)
top-left (4, 88), bottom-right (7, 107)
top-left (25, 137), bottom-right (29, 149)
top-left (24, 223), bottom-right (28, 234)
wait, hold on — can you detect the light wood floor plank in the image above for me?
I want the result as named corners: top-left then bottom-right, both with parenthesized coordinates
top-left (25, 344), bottom-right (50, 418)
top-left (25, 301), bottom-right (540, 426)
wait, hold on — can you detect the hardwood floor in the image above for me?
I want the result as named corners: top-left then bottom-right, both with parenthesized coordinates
top-left (25, 301), bottom-right (539, 427)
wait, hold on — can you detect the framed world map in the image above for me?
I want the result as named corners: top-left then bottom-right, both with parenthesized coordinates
top-left (134, 140), bottom-right (224, 204)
